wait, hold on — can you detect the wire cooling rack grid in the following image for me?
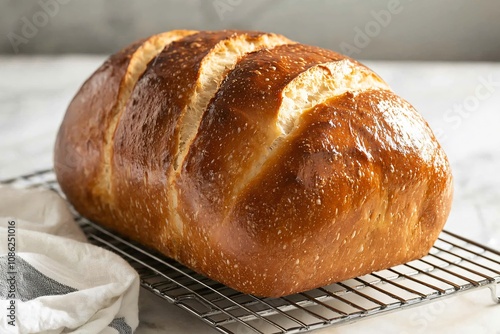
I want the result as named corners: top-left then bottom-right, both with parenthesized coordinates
top-left (2, 170), bottom-right (499, 334)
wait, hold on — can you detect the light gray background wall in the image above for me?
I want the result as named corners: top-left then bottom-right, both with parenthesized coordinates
top-left (1, 0), bottom-right (499, 60)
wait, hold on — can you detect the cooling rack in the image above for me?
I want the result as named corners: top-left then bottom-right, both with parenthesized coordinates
top-left (2, 169), bottom-right (499, 334)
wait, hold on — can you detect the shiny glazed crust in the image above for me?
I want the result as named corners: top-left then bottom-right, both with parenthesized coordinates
top-left (54, 30), bottom-right (453, 297)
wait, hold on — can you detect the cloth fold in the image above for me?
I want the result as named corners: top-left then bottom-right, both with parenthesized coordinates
top-left (0, 186), bottom-right (139, 334)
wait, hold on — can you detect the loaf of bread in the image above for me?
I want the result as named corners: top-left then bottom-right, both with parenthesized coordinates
top-left (54, 30), bottom-right (453, 297)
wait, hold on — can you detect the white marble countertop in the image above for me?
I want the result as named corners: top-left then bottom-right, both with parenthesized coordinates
top-left (0, 56), bottom-right (499, 333)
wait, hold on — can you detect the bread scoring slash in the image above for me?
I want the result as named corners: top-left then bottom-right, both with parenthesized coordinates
top-left (54, 30), bottom-right (453, 297)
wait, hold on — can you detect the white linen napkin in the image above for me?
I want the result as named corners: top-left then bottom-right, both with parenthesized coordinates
top-left (0, 186), bottom-right (140, 334)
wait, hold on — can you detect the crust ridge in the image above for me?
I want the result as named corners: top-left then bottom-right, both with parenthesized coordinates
top-left (97, 30), bottom-right (197, 201)
top-left (231, 59), bottom-right (390, 200)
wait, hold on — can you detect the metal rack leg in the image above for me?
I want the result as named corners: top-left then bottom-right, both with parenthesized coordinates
top-left (489, 283), bottom-right (500, 303)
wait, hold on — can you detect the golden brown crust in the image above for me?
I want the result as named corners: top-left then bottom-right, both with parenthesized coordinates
top-left (111, 30), bottom-right (292, 256)
top-left (111, 31), bottom-right (246, 253)
top-left (54, 30), bottom-right (197, 224)
top-left (54, 30), bottom-right (453, 297)
top-left (206, 90), bottom-right (453, 296)
top-left (54, 38), bottom-right (145, 218)
top-left (179, 44), bottom-right (348, 211)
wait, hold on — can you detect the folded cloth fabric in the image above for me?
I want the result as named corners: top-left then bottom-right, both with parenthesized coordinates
top-left (0, 186), bottom-right (139, 334)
